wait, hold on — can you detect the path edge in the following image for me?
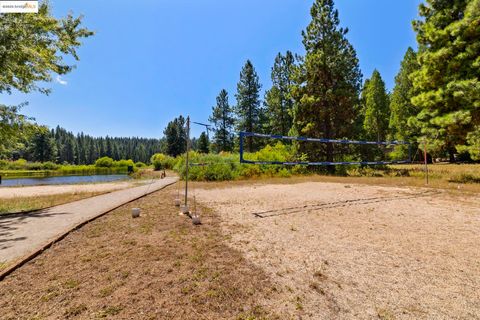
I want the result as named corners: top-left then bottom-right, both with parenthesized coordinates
top-left (0, 178), bottom-right (178, 282)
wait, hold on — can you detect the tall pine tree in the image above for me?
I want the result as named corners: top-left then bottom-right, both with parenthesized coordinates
top-left (209, 89), bottom-right (235, 152)
top-left (264, 51), bottom-right (295, 136)
top-left (389, 48), bottom-right (419, 141)
top-left (30, 129), bottom-right (57, 162)
top-left (388, 48), bottom-right (419, 159)
top-left (235, 60), bottom-right (263, 152)
top-left (363, 70), bottom-right (390, 142)
top-left (163, 116), bottom-right (187, 157)
top-left (410, 0), bottom-right (480, 161)
top-left (197, 132), bottom-right (210, 154)
top-left (291, 0), bottom-right (362, 169)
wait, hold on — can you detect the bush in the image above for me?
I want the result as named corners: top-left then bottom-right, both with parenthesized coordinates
top-left (42, 161), bottom-right (60, 170)
top-left (151, 153), bottom-right (176, 170)
top-left (114, 159), bottom-right (135, 168)
top-left (449, 173), bottom-right (480, 184)
top-left (135, 162), bottom-right (147, 168)
top-left (95, 156), bottom-right (114, 168)
top-left (173, 142), bottom-right (309, 181)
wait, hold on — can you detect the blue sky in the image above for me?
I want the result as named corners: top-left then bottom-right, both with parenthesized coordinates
top-left (3, 0), bottom-right (421, 138)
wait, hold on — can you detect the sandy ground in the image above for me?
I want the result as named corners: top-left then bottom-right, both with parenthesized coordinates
top-left (0, 181), bottom-right (146, 199)
top-left (195, 182), bottom-right (480, 319)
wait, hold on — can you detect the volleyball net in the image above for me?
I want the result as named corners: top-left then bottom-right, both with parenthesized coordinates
top-left (239, 132), bottom-right (412, 166)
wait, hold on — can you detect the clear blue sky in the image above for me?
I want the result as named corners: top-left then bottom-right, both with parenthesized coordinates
top-left (3, 0), bottom-right (422, 138)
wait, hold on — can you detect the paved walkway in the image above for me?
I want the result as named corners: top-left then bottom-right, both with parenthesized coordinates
top-left (0, 177), bottom-right (178, 265)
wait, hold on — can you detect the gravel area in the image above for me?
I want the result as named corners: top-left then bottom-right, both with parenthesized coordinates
top-left (195, 181), bottom-right (480, 319)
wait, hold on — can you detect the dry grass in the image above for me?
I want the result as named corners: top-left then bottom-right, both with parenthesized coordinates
top-left (190, 163), bottom-right (480, 194)
top-left (0, 192), bottom-right (108, 215)
top-left (0, 185), bottom-right (282, 319)
top-left (130, 168), bottom-right (175, 180)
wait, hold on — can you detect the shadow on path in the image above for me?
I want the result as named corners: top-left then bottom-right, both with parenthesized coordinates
top-left (0, 210), bottom-right (73, 250)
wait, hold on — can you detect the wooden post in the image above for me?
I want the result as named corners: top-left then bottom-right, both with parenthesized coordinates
top-left (185, 116), bottom-right (190, 207)
top-left (424, 139), bottom-right (429, 185)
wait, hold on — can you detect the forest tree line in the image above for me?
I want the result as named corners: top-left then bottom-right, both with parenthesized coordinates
top-left (1, 0), bottom-right (479, 168)
top-left (164, 0), bottom-right (479, 166)
top-left (8, 126), bottom-right (163, 165)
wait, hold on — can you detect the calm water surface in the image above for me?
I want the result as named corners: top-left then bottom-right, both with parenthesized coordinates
top-left (0, 174), bottom-right (130, 187)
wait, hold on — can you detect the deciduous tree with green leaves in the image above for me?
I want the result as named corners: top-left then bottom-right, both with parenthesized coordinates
top-left (410, 0), bottom-right (480, 161)
top-left (264, 51), bottom-right (295, 136)
top-left (0, 2), bottom-right (93, 158)
top-left (235, 60), bottom-right (263, 152)
top-left (209, 89), bottom-right (235, 152)
top-left (291, 0), bottom-right (362, 169)
top-left (0, 3), bottom-right (93, 94)
top-left (0, 103), bottom-right (33, 157)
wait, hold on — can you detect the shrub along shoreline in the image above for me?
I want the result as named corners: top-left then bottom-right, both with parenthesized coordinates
top-left (0, 157), bottom-right (143, 179)
top-left (149, 142), bottom-right (480, 184)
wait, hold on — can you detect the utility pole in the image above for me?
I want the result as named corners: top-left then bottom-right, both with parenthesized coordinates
top-left (192, 122), bottom-right (212, 141)
top-left (185, 116), bottom-right (190, 207)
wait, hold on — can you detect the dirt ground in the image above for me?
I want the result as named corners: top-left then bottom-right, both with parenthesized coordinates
top-left (0, 184), bottom-right (281, 319)
top-left (1, 178), bottom-right (479, 319)
top-left (195, 181), bottom-right (480, 319)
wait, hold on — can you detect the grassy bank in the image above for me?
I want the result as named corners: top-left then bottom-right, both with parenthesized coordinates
top-left (0, 167), bottom-right (129, 179)
top-left (0, 158), bottom-right (144, 179)
top-left (0, 192), bottom-right (110, 215)
top-left (175, 154), bottom-right (480, 191)
top-left (149, 145), bottom-right (480, 186)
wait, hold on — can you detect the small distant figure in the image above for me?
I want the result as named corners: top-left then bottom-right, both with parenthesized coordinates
top-left (161, 170), bottom-right (166, 179)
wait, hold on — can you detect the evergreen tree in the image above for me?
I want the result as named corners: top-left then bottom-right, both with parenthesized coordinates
top-left (291, 0), bottom-right (362, 169)
top-left (387, 48), bottom-right (419, 159)
top-left (389, 48), bottom-right (419, 141)
top-left (410, 0), bottom-right (480, 161)
top-left (363, 70), bottom-right (390, 142)
top-left (67, 137), bottom-right (77, 164)
top-left (209, 89), bottom-right (235, 152)
top-left (264, 51), bottom-right (295, 136)
top-left (163, 116), bottom-right (187, 157)
top-left (88, 139), bottom-right (96, 164)
top-left (105, 136), bottom-right (113, 158)
top-left (235, 60), bottom-right (263, 152)
top-left (197, 132), bottom-right (210, 154)
top-left (30, 129), bottom-right (57, 162)
top-left (112, 142), bottom-right (120, 160)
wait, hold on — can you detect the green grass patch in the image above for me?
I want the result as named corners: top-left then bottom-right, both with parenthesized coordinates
top-left (448, 173), bottom-right (480, 184)
top-left (174, 143), bottom-right (308, 181)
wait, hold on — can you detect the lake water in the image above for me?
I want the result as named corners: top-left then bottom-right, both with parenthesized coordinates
top-left (0, 174), bottom-right (130, 187)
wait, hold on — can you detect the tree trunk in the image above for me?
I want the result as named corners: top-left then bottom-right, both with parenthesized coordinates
top-left (449, 148), bottom-right (456, 163)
